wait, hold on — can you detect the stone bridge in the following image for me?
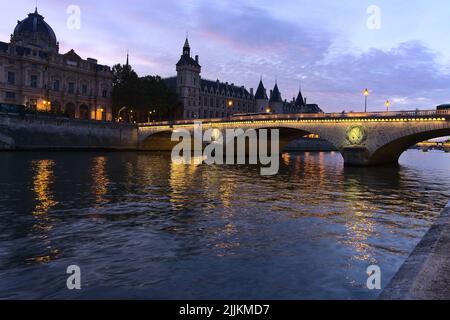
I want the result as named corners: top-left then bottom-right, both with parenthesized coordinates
top-left (138, 109), bottom-right (450, 166)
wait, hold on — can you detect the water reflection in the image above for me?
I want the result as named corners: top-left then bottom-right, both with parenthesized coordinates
top-left (30, 159), bottom-right (59, 264)
top-left (91, 156), bottom-right (109, 206)
top-left (32, 159), bottom-right (57, 217)
top-left (0, 150), bottom-right (449, 299)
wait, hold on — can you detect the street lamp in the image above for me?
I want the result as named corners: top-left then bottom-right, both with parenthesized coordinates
top-left (363, 89), bottom-right (369, 113)
top-left (385, 100), bottom-right (390, 112)
top-left (117, 106), bottom-right (127, 122)
top-left (148, 110), bottom-right (153, 123)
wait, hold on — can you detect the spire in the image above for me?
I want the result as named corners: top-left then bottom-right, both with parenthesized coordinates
top-left (126, 50), bottom-right (129, 66)
top-left (270, 82), bottom-right (282, 103)
top-left (183, 36), bottom-right (190, 56)
top-left (255, 78), bottom-right (268, 100)
top-left (296, 85), bottom-right (305, 107)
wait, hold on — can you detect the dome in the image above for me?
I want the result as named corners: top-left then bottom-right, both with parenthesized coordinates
top-left (13, 8), bottom-right (57, 50)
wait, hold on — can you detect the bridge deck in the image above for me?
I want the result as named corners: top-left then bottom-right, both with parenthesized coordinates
top-left (138, 109), bottom-right (450, 127)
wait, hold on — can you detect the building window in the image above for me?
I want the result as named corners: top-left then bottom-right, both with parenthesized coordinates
top-left (53, 80), bottom-right (60, 91)
top-left (30, 75), bottom-right (38, 88)
top-left (7, 72), bottom-right (15, 85)
top-left (68, 82), bottom-right (75, 94)
top-left (102, 90), bottom-right (107, 98)
top-left (6, 92), bottom-right (15, 99)
top-left (82, 84), bottom-right (88, 96)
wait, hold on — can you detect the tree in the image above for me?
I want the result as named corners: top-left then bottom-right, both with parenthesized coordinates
top-left (111, 63), bottom-right (141, 122)
top-left (111, 65), bottom-right (180, 122)
top-left (139, 76), bottom-right (180, 122)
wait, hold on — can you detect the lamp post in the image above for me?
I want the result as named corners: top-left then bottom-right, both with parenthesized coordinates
top-left (117, 106), bottom-right (127, 122)
top-left (385, 100), bottom-right (390, 112)
top-left (148, 110), bottom-right (153, 123)
top-left (363, 88), bottom-right (369, 113)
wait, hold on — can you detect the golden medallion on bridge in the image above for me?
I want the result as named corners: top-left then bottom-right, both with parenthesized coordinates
top-left (346, 126), bottom-right (367, 145)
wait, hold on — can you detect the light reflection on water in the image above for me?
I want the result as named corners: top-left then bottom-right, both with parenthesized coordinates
top-left (0, 150), bottom-right (449, 299)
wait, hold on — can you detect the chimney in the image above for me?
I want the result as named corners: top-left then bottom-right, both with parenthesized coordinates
top-left (250, 88), bottom-right (254, 95)
top-left (304, 97), bottom-right (307, 105)
top-left (195, 55), bottom-right (199, 63)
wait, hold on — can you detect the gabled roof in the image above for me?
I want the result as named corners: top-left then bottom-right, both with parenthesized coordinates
top-left (270, 83), bottom-right (282, 103)
top-left (64, 49), bottom-right (81, 60)
top-left (254, 80), bottom-right (268, 100)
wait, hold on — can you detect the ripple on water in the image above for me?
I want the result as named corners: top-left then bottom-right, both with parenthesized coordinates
top-left (0, 150), bottom-right (449, 299)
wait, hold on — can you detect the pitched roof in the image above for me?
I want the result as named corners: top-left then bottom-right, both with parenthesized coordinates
top-left (176, 55), bottom-right (200, 68)
top-left (201, 79), bottom-right (251, 98)
top-left (64, 49), bottom-right (81, 60)
top-left (270, 83), bottom-right (282, 103)
top-left (295, 89), bottom-right (305, 107)
top-left (254, 80), bottom-right (268, 100)
top-left (183, 37), bottom-right (190, 49)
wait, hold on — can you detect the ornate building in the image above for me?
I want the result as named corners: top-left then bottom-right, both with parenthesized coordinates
top-left (0, 8), bottom-right (113, 121)
top-left (164, 38), bottom-right (256, 119)
top-left (255, 79), bottom-right (323, 115)
top-left (165, 37), bottom-right (322, 119)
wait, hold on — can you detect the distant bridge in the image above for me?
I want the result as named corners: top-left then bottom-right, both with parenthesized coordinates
top-left (138, 109), bottom-right (450, 166)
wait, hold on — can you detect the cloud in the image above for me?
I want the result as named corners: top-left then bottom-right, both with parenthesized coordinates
top-left (2, 1), bottom-right (449, 112)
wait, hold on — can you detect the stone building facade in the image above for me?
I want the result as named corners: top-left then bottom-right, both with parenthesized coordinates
top-left (165, 38), bottom-right (256, 119)
top-left (0, 9), bottom-right (113, 121)
top-left (165, 38), bottom-right (323, 119)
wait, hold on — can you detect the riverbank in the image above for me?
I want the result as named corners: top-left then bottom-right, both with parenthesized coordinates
top-left (0, 112), bottom-right (137, 150)
top-left (380, 201), bottom-right (450, 300)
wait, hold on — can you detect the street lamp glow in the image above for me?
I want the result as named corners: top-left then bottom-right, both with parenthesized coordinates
top-left (363, 89), bottom-right (369, 112)
top-left (385, 100), bottom-right (391, 112)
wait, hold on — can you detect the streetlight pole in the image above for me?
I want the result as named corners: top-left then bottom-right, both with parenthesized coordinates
top-left (117, 106), bottom-right (127, 122)
top-left (385, 100), bottom-right (390, 112)
top-left (363, 89), bottom-right (369, 113)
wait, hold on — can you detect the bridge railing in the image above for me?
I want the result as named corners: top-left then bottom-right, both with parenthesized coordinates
top-left (139, 109), bottom-right (449, 127)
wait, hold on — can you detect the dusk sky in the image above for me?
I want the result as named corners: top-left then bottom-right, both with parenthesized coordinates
top-left (2, 0), bottom-right (450, 112)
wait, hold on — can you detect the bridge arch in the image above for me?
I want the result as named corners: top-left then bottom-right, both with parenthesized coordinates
top-left (139, 130), bottom-right (180, 151)
top-left (369, 127), bottom-right (450, 165)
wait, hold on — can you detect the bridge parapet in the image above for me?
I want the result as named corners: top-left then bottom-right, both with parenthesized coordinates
top-left (137, 110), bottom-right (450, 166)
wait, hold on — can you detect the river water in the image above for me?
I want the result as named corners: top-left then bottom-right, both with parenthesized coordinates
top-left (0, 150), bottom-right (449, 299)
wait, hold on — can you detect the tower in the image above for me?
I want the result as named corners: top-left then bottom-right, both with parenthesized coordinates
top-left (295, 85), bottom-right (306, 112)
top-left (176, 37), bottom-right (201, 119)
top-left (254, 78), bottom-right (269, 113)
top-left (269, 82), bottom-right (283, 114)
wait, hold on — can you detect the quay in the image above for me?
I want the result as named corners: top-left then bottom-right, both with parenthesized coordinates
top-left (380, 201), bottom-right (450, 300)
